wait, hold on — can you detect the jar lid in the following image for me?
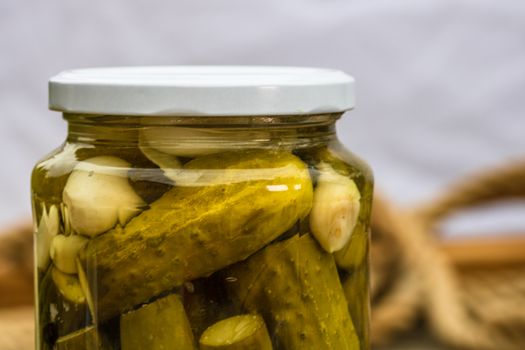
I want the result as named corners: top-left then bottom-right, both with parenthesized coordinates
top-left (49, 66), bottom-right (355, 116)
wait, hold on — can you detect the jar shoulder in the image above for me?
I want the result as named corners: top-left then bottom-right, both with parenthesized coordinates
top-left (294, 141), bottom-right (373, 184)
top-left (328, 141), bottom-right (374, 185)
top-left (31, 139), bottom-right (374, 207)
top-left (31, 141), bottom-right (170, 206)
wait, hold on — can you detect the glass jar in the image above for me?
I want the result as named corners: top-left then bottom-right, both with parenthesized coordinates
top-left (32, 67), bottom-right (373, 350)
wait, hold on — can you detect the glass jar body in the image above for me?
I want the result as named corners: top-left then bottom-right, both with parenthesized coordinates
top-left (31, 114), bottom-right (373, 350)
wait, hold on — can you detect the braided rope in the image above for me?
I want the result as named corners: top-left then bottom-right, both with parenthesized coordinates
top-left (369, 195), bottom-right (422, 344)
top-left (370, 159), bottom-right (525, 349)
top-left (417, 159), bottom-right (525, 222)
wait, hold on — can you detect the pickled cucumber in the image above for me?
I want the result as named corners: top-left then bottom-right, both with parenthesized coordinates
top-left (120, 294), bottom-right (195, 350)
top-left (78, 150), bottom-right (313, 321)
top-left (199, 314), bottom-right (273, 350)
top-left (342, 264), bottom-right (370, 350)
top-left (55, 326), bottom-right (110, 350)
top-left (183, 277), bottom-right (234, 339)
top-left (225, 234), bottom-right (359, 350)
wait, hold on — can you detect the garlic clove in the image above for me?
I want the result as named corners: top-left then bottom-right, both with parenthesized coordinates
top-left (117, 196), bottom-right (145, 227)
top-left (50, 234), bottom-right (88, 274)
top-left (60, 202), bottom-right (72, 236)
top-left (310, 163), bottom-right (361, 253)
top-left (36, 204), bottom-right (60, 270)
top-left (63, 156), bottom-right (146, 237)
top-left (139, 127), bottom-right (220, 157)
top-left (139, 133), bottom-right (182, 183)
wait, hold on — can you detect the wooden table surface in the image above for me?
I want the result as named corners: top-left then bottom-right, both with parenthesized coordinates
top-left (0, 307), bottom-right (34, 350)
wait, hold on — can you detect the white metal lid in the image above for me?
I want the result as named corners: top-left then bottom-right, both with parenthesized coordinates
top-left (49, 66), bottom-right (355, 116)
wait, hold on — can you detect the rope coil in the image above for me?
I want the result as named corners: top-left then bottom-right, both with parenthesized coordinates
top-left (371, 160), bottom-right (525, 349)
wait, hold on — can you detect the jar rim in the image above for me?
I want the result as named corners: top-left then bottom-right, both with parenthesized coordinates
top-left (49, 66), bottom-right (355, 117)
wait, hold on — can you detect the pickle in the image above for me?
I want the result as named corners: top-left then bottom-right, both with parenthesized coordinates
top-left (225, 234), bottom-right (359, 350)
top-left (78, 150), bottom-right (313, 321)
top-left (120, 294), bottom-right (195, 350)
top-left (183, 277), bottom-right (234, 339)
top-left (199, 314), bottom-right (273, 350)
top-left (342, 265), bottom-right (370, 350)
top-left (55, 326), bottom-right (110, 350)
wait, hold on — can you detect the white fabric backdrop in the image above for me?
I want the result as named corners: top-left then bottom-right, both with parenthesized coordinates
top-left (1, 0), bottom-right (524, 233)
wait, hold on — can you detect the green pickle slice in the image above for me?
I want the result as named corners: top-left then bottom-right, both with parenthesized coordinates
top-left (199, 314), bottom-right (273, 350)
top-left (120, 294), bottom-right (196, 350)
top-left (55, 326), bottom-right (110, 350)
top-left (78, 150), bottom-right (313, 321)
top-left (225, 234), bottom-right (360, 350)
